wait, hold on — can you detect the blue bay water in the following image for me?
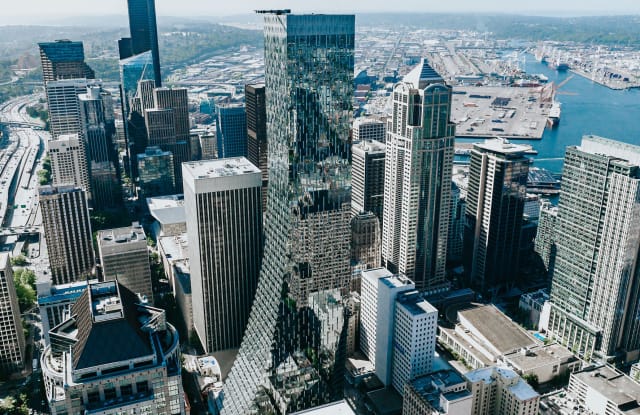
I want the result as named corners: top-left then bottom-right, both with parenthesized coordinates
top-left (457, 55), bottom-right (640, 173)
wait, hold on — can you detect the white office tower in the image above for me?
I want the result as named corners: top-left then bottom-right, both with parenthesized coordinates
top-left (183, 158), bottom-right (263, 354)
top-left (48, 134), bottom-right (90, 197)
top-left (382, 58), bottom-right (454, 292)
top-left (353, 118), bottom-right (386, 143)
top-left (46, 78), bottom-right (90, 139)
top-left (351, 139), bottom-right (386, 223)
top-left (464, 367), bottom-right (540, 415)
top-left (360, 268), bottom-right (414, 386)
top-left (391, 290), bottom-right (438, 395)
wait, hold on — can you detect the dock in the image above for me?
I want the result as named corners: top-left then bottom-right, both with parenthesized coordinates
top-left (451, 86), bottom-right (552, 140)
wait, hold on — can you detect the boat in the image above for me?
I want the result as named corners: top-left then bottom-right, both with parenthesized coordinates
top-left (524, 148), bottom-right (539, 155)
top-left (547, 102), bottom-right (561, 127)
top-left (527, 167), bottom-right (561, 195)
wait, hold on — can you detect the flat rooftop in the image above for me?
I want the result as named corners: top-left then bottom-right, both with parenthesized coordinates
top-left (397, 291), bottom-right (437, 316)
top-left (580, 135), bottom-right (640, 166)
top-left (291, 401), bottom-right (355, 415)
top-left (353, 139), bottom-right (386, 153)
top-left (465, 367), bottom-right (539, 401)
top-left (573, 366), bottom-right (640, 410)
top-left (504, 344), bottom-right (576, 372)
top-left (362, 267), bottom-right (414, 289)
top-left (146, 194), bottom-right (185, 225)
top-left (458, 304), bottom-right (538, 354)
top-left (97, 223), bottom-right (145, 247)
top-left (183, 157), bottom-right (260, 180)
top-left (474, 138), bottom-right (532, 155)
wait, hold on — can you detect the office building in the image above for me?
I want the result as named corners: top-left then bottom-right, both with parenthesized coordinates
top-left (146, 195), bottom-right (186, 237)
top-left (46, 78), bottom-right (89, 139)
top-left (119, 0), bottom-right (161, 86)
top-left (199, 131), bottom-right (217, 160)
top-left (547, 136), bottom-right (640, 361)
top-left (402, 370), bottom-right (473, 415)
top-left (351, 212), bottom-right (382, 271)
top-left (216, 104), bottom-right (247, 158)
top-left (382, 58), bottom-right (454, 292)
top-left (351, 139), bottom-right (386, 223)
top-left (391, 291), bottom-right (438, 395)
top-left (360, 268), bottom-right (414, 386)
top-left (568, 365), bottom-right (640, 415)
top-left (42, 281), bottom-right (185, 415)
top-left (119, 51), bottom-right (155, 116)
top-left (353, 118), bottom-right (386, 143)
top-left (98, 224), bottom-right (153, 303)
top-left (137, 146), bottom-right (176, 197)
top-left (38, 40), bottom-right (94, 85)
top-left (37, 279), bottom-right (96, 347)
top-left (48, 134), bottom-right (90, 195)
top-left (447, 183), bottom-right (465, 263)
top-left (39, 185), bottom-right (94, 284)
top-left (245, 84), bottom-right (268, 205)
top-left (534, 200), bottom-right (558, 275)
top-left (183, 158), bottom-right (263, 354)
top-left (90, 161), bottom-right (121, 209)
top-left (79, 85), bottom-right (117, 166)
top-left (464, 367), bottom-right (539, 415)
top-left (219, 13), bottom-right (355, 414)
top-left (463, 138), bottom-right (530, 297)
top-left (154, 87), bottom-right (190, 143)
top-left (0, 254), bottom-right (26, 376)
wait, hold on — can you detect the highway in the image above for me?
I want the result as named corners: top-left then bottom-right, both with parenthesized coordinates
top-left (0, 95), bottom-right (48, 256)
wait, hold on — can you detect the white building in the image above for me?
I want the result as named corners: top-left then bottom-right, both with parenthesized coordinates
top-left (183, 157), bottom-right (263, 353)
top-left (391, 290), bottom-right (438, 394)
top-left (48, 133), bottom-right (90, 197)
top-left (46, 78), bottom-right (89, 139)
top-left (464, 366), bottom-right (540, 415)
top-left (568, 365), bottom-right (640, 415)
top-left (360, 268), bottom-right (414, 386)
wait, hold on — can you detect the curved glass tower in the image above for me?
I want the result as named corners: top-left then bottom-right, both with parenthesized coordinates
top-left (218, 12), bottom-right (355, 414)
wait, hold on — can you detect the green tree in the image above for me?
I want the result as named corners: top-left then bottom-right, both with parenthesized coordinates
top-left (13, 268), bottom-right (36, 312)
top-left (523, 373), bottom-right (539, 389)
top-left (9, 255), bottom-right (28, 266)
top-left (37, 155), bottom-right (52, 185)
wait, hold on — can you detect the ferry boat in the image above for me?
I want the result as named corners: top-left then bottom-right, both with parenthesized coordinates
top-left (547, 102), bottom-right (561, 127)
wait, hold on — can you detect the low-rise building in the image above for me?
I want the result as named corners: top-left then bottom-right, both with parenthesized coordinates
top-left (567, 365), bottom-right (640, 415)
top-left (464, 366), bottom-right (540, 415)
top-left (147, 194), bottom-right (186, 238)
top-left (500, 344), bottom-right (581, 384)
top-left (42, 281), bottom-right (185, 415)
top-left (403, 370), bottom-right (473, 415)
top-left (518, 289), bottom-right (550, 331)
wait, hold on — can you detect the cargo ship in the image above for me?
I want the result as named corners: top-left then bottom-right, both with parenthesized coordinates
top-left (547, 102), bottom-right (561, 127)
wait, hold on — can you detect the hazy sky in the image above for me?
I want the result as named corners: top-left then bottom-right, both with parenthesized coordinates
top-left (1, 0), bottom-right (639, 22)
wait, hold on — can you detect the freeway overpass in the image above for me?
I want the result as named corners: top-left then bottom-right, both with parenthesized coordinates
top-left (0, 121), bottom-right (45, 130)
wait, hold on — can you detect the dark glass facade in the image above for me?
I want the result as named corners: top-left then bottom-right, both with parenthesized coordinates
top-left (218, 13), bottom-right (355, 414)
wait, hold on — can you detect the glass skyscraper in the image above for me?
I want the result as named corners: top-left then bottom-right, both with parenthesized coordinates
top-left (218, 12), bottom-right (354, 414)
top-left (119, 0), bottom-right (161, 86)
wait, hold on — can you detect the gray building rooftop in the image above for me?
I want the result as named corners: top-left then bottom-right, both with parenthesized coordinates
top-left (572, 366), bottom-right (640, 412)
top-left (474, 137), bottom-right (533, 156)
top-left (183, 157), bottom-right (260, 180)
top-left (97, 223), bottom-right (146, 247)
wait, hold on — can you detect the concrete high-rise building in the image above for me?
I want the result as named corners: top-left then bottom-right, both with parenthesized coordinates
top-left (245, 84), bottom-right (268, 205)
top-left (219, 12), bottom-right (354, 414)
top-left (464, 367), bottom-right (540, 415)
top-left (48, 134), bottom-right (90, 195)
top-left (39, 185), bottom-right (94, 285)
top-left (351, 212), bottom-right (382, 271)
top-left (463, 138), bottom-right (530, 297)
top-left (547, 136), bottom-right (640, 361)
top-left (145, 108), bottom-right (176, 147)
top-left (79, 85), bottom-right (117, 165)
top-left (382, 58), bottom-right (454, 293)
top-left (137, 146), bottom-right (175, 197)
top-left (183, 158), bottom-right (263, 354)
top-left (534, 200), bottom-right (558, 276)
top-left (98, 224), bottom-right (153, 303)
top-left (199, 131), bottom-right (217, 160)
top-left (216, 104), bottom-right (247, 158)
top-left (38, 40), bottom-right (94, 85)
top-left (353, 118), bottom-right (386, 143)
top-left (46, 78), bottom-right (89, 139)
top-left (89, 161), bottom-right (121, 209)
top-left (0, 254), bottom-right (26, 376)
top-left (351, 139), bottom-right (386, 224)
top-left (360, 268), bottom-right (414, 386)
top-left (119, 0), bottom-right (162, 86)
top-left (42, 281), bottom-right (185, 415)
top-left (391, 291), bottom-right (438, 395)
